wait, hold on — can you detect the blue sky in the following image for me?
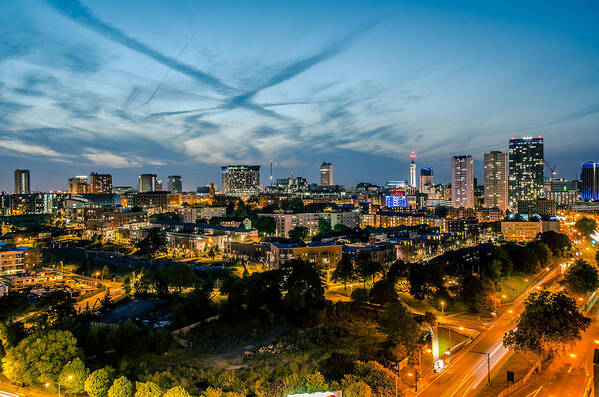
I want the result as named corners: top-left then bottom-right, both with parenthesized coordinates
top-left (1, 0), bottom-right (598, 191)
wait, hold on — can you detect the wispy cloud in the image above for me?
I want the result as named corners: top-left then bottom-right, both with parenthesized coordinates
top-left (46, 0), bottom-right (235, 95)
top-left (0, 139), bottom-right (63, 157)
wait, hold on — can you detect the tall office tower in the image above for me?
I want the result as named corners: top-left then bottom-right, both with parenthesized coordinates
top-left (451, 155), bottom-right (474, 208)
top-left (419, 168), bottom-right (433, 189)
top-left (68, 176), bottom-right (89, 193)
top-left (320, 161), bottom-right (333, 186)
top-left (14, 169), bottom-right (30, 194)
top-left (221, 165), bottom-right (261, 198)
top-left (508, 137), bottom-right (544, 209)
top-left (156, 180), bottom-right (163, 191)
top-left (409, 151), bottom-right (417, 187)
top-left (167, 175), bottom-right (183, 193)
top-left (89, 172), bottom-right (113, 193)
top-left (483, 151), bottom-right (509, 211)
top-left (581, 162), bottom-right (599, 201)
top-left (138, 174), bottom-right (158, 193)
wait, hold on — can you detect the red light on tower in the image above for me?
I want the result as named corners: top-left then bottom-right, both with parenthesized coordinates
top-left (410, 151), bottom-right (416, 163)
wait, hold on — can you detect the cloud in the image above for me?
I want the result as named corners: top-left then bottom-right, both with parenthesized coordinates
top-left (83, 151), bottom-right (141, 168)
top-left (0, 139), bottom-right (63, 157)
top-left (46, 0), bottom-right (235, 95)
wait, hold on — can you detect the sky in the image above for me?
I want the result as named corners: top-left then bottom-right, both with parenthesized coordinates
top-left (0, 0), bottom-right (598, 192)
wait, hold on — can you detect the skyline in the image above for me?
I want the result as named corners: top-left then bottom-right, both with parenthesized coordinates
top-left (1, 0), bottom-right (599, 190)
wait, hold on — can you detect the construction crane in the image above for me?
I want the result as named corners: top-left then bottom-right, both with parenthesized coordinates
top-left (545, 161), bottom-right (557, 180)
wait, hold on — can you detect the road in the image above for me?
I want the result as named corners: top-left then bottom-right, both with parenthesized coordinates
top-left (512, 301), bottom-right (599, 397)
top-left (415, 263), bottom-right (565, 397)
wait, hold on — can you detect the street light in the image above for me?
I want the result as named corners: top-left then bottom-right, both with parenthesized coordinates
top-left (440, 301), bottom-right (445, 318)
top-left (45, 375), bottom-right (71, 397)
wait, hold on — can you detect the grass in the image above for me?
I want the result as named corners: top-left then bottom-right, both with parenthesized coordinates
top-left (437, 326), bottom-right (468, 355)
top-left (475, 350), bottom-right (538, 396)
top-left (496, 272), bottom-right (536, 303)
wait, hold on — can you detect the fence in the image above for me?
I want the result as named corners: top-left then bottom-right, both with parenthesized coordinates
top-left (496, 359), bottom-right (541, 397)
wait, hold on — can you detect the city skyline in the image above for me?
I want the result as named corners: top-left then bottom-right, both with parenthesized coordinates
top-left (1, 1), bottom-right (599, 190)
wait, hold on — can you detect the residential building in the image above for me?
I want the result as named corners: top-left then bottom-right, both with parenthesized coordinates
top-left (320, 162), bottom-right (333, 186)
top-left (89, 172), bottom-right (113, 193)
top-left (517, 198), bottom-right (557, 218)
top-left (167, 175), bottom-right (183, 193)
top-left (508, 137), bottom-right (544, 209)
top-left (68, 176), bottom-right (89, 193)
top-left (267, 241), bottom-right (342, 280)
top-left (451, 155), bottom-right (474, 208)
top-left (501, 219), bottom-right (560, 242)
top-left (14, 169), bottom-right (30, 194)
top-left (259, 211), bottom-right (359, 238)
top-left (483, 151), bottom-right (508, 211)
top-left (420, 168), bottom-right (434, 191)
top-left (139, 173), bottom-right (158, 193)
top-left (173, 207), bottom-right (227, 223)
top-left (0, 243), bottom-right (41, 275)
top-left (221, 165), bottom-right (261, 198)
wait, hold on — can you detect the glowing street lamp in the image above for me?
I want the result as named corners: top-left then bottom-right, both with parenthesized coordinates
top-left (440, 301), bottom-right (445, 317)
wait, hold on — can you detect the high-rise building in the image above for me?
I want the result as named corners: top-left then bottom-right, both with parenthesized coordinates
top-left (581, 162), bottom-right (599, 201)
top-left (139, 174), bottom-right (158, 193)
top-left (508, 137), bottom-right (544, 209)
top-left (419, 168), bottom-right (433, 189)
top-left (167, 175), bottom-right (183, 193)
top-left (221, 165), bottom-right (261, 198)
top-left (320, 162), bottom-right (333, 186)
top-left (14, 169), bottom-right (30, 194)
top-left (89, 172), bottom-right (112, 193)
top-left (483, 151), bottom-right (508, 211)
top-left (451, 155), bottom-right (474, 208)
top-left (409, 151), bottom-right (417, 187)
top-left (68, 176), bottom-right (89, 193)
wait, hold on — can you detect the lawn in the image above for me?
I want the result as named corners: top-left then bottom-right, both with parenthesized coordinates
top-left (495, 272), bottom-right (536, 302)
top-left (437, 326), bottom-right (468, 355)
top-left (475, 350), bottom-right (538, 396)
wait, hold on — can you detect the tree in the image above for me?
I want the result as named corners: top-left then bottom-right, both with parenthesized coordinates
top-left (369, 279), bottom-right (398, 305)
top-left (134, 382), bottom-right (162, 397)
top-left (101, 265), bottom-right (112, 280)
top-left (280, 259), bottom-right (325, 321)
top-left (560, 259), bottom-right (599, 295)
top-left (354, 251), bottom-right (382, 287)
top-left (101, 289), bottom-right (112, 309)
top-left (341, 375), bottom-right (372, 397)
top-left (318, 218), bottom-right (332, 235)
top-left (527, 241), bottom-right (552, 266)
top-left (163, 386), bottom-right (191, 397)
top-left (408, 261), bottom-right (445, 300)
top-left (59, 358), bottom-right (89, 394)
top-left (575, 217), bottom-right (597, 239)
top-left (288, 226), bottom-right (309, 241)
top-left (2, 330), bottom-right (78, 385)
top-left (33, 289), bottom-right (77, 329)
top-left (167, 263), bottom-right (198, 293)
top-left (136, 228), bottom-right (167, 257)
top-left (108, 376), bottom-right (132, 397)
top-left (350, 287), bottom-right (369, 304)
top-left (352, 361), bottom-right (396, 396)
top-left (503, 290), bottom-right (590, 359)
top-left (379, 302), bottom-right (421, 348)
top-left (331, 256), bottom-right (355, 289)
top-left (461, 275), bottom-right (493, 313)
top-left (85, 368), bottom-right (114, 397)
top-left (539, 231), bottom-right (570, 257)
top-left (596, 249), bottom-right (599, 266)
top-left (255, 217), bottom-right (276, 236)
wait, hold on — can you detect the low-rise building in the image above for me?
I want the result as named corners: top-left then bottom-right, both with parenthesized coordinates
top-left (0, 243), bottom-right (41, 275)
top-left (267, 241), bottom-right (342, 280)
top-left (342, 242), bottom-right (397, 265)
top-left (501, 219), bottom-right (560, 242)
top-left (0, 270), bottom-right (63, 289)
top-left (259, 211), bottom-right (359, 238)
top-left (173, 207), bottom-right (227, 223)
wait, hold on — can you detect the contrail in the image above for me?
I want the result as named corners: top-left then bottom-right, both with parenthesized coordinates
top-left (142, 31), bottom-right (200, 105)
top-left (46, 0), bottom-right (235, 95)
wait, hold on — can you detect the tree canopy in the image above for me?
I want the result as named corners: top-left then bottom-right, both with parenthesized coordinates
top-left (136, 228), bottom-right (167, 257)
top-left (135, 382), bottom-right (162, 397)
top-left (575, 217), bottom-right (597, 239)
top-left (560, 259), bottom-right (599, 295)
top-left (2, 330), bottom-right (79, 385)
top-left (85, 368), bottom-right (114, 397)
top-left (108, 376), bottom-right (133, 397)
top-left (59, 357), bottom-right (88, 394)
top-left (503, 290), bottom-right (590, 358)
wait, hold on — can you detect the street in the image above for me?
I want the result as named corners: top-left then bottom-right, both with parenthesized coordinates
top-left (415, 263), bottom-right (565, 397)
